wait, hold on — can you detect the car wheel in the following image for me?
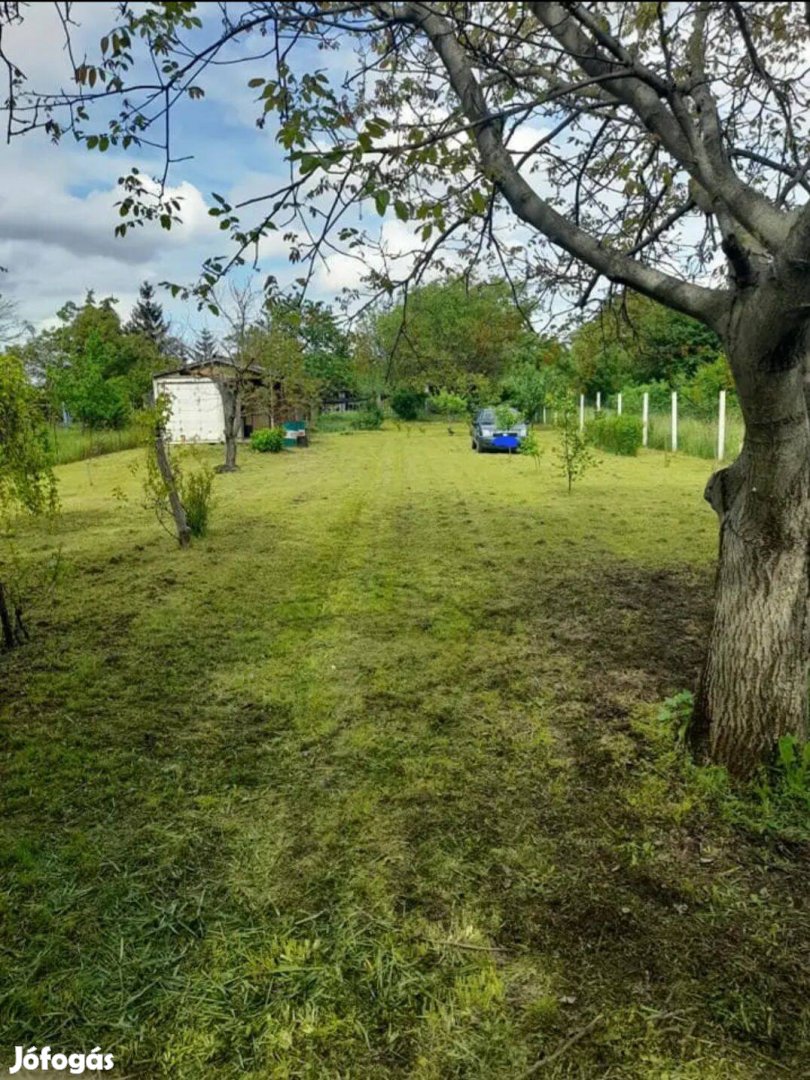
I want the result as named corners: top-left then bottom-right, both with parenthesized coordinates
top-left (471, 438), bottom-right (477, 451)
top-left (476, 439), bottom-right (484, 453)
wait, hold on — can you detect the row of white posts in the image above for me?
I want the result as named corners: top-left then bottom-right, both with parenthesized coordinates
top-left (566, 388), bottom-right (731, 460)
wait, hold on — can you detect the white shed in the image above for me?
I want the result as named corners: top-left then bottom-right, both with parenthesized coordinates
top-left (152, 373), bottom-right (225, 443)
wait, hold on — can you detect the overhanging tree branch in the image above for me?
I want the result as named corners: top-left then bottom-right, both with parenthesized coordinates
top-left (401, 1), bottom-right (728, 329)
top-left (529, 0), bottom-right (790, 252)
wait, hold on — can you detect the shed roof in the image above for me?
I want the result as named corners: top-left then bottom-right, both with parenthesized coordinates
top-left (153, 356), bottom-right (264, 379)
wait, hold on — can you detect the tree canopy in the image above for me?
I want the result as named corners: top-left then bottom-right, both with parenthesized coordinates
top-left (3, 3), bottom-right (807, 321)
top-left (569, 294), bottom-right (723, 396)
top-left (372, 278), bottom-right (528, 391)
top-left (23, 292), bottom-right (172, 429)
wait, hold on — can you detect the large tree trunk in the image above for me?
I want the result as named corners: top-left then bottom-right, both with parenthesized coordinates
top-left (154, 435), bottom-right (191, 548)
top-left (690, 323), bottom-right (810, 777)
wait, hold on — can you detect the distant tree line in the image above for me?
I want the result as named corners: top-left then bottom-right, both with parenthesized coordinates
top-left (357, 277), bottom-right (730, 423)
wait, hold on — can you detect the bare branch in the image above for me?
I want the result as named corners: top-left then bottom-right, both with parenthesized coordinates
top-left (530, 1), bottom-right (790, 251)
top-left (402, 2), bottom-right (728, 328)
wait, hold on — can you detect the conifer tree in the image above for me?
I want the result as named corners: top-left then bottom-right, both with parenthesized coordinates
top-left (128, 282), bottom-right (169, 352)
top-left (193, 327), bottom-right (218, 365)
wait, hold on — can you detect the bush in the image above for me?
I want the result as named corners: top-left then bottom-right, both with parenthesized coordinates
top-left (430, 389), bottom-right (468, 420)
top-left (351, 405), bottom-right (384, 430)
top-left (390, 387), bottom-right (425, 421)
top-left (494, 403), bottom-right (523, 430)
top-left (179, 467), bottom-right (214, 538)
top-left (585, 414), bottom-right (643, 456)
top-left (250, 427), bottom-right (285, 453)
top-left (518, 431), bottom-right (541, 468)
top-left (500, 363), bottom-right (553, 422)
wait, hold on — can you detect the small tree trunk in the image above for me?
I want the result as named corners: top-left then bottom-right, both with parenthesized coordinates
top-left (218, 383), bottom-right (240, 472)
top-left (690, 427), bottom-right (810, 777)
top-left (0, 580), bottom-right (28, 650)
top-left (154, 435), bottom-right (191, 548)
top-left (0, 580), bottom-right (18, 650)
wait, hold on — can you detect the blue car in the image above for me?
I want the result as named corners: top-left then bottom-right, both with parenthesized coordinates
top-left (470, 407), bottom-right (527, 453)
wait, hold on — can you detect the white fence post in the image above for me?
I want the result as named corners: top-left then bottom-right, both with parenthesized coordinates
top-left (542, 406), bottom-right (547, 425)
top-left (642, 392), bottom-right (649, 447)
top-left (717, 389), bottom-right (726, 461)
top-left (596, 391), bottom-right (601, 412)
top-left (617, 392), bottom-right (622, 416)
top-left (671, 391), bottom-right (678, 452)
top-left (579, 394), bottom-right (585, 432)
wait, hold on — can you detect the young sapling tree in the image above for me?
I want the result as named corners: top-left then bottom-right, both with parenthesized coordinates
top-left (554, 395), bottom-right (598, 493)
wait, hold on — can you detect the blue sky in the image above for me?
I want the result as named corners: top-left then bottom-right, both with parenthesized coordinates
top-left (0, 3), bottom-right (377, 340)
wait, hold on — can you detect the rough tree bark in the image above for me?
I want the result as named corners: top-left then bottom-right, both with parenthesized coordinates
top-left (690, 282), bottom-right (810, 775)
top-left (154, 434), bottom-right (191, 548)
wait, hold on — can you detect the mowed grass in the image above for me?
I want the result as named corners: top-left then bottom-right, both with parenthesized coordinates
top-left (1, 428), bottom-right (808, 1078)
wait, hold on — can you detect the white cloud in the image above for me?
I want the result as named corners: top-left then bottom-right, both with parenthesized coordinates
top-left (0, 130), bottom-right (223, 325)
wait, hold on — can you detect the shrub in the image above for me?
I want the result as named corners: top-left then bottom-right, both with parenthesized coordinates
top-left (677, 356), bottom-right (738, 419)
top-left (390, 387), bottom-right (425, 420)
top-left (500, 363), bottom-right (552, 422)
top-left (585, 414), bottom-right (643, 456)
top-left (518, 431), bottom-right (541, 469)
top-left (351, 405), bottom-right (384, 430)
top-left (430, 389), bottom-right (468, 418)
top-left (250, 427), bottom-right (285, 453)
top-left (179, 467), bottom-right (214, 538)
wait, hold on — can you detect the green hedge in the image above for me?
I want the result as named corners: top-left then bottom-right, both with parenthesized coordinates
top-left (250, 427), bottom-right (285, 453)
top-left (351, 404), bottom-right (384, 430)
top-left (585, 414), bottom-right (643, 456)
top-left (390, 387), bottom-right (426, 420)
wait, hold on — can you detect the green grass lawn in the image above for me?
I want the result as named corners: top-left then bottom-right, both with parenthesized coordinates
top-left (1, 428), bottom-right (807, 1077)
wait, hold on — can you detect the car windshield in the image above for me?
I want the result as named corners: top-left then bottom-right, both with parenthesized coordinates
top-left (478, 408), bottom-right (520, 427)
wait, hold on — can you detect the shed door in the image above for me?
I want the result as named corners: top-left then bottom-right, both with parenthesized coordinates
top-left (155, 378), bottom-right (225, 443)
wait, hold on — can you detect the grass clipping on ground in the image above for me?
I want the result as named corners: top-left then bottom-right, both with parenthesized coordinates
top-left (0, 427), bottom-right (808, 1078)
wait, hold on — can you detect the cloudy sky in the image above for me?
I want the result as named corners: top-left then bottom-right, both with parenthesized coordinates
top-left (0, 3), bottom-right (714, 343)
top-left (0, 3), bottom-right (387, 338)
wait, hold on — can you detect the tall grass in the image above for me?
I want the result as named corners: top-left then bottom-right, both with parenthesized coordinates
top-left (647, 411), bottom-right (745, 461)
top-left (572, 406), bottom-right (745, 462)
top-left (49, 425), bottom-right (142, 465)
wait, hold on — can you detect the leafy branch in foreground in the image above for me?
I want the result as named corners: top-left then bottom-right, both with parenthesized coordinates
top-left (0, 352), bottom-right (59, 649)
